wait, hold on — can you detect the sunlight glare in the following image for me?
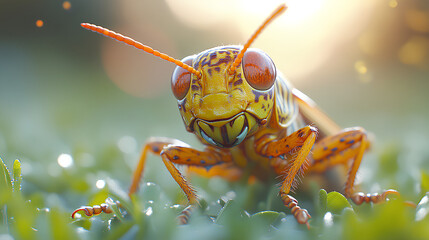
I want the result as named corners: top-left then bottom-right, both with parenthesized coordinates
top-left (165, 0), bottom-right (234, 29)
top-left (283, 0), bottom-right (325, 23)
top-left (237, 0), bottom-right (377, 80)
top-left (166, 0), bottom-right (377, 80)
top-left (165, 0), bottom-right (324, 29)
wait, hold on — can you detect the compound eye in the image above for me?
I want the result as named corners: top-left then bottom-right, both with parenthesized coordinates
top-left (242, 49), bottom-right (276, 90)
top-left (171, 56), bottom-right (195, 100)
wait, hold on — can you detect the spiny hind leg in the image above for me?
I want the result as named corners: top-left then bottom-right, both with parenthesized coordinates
top-left (309, 127), bottom-right (400, 204)
top-left (257, 126), bottom-right (317, 227)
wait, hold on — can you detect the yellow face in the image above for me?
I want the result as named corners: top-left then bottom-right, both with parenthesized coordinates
top-left (171, 46), bottom-right (277, 148)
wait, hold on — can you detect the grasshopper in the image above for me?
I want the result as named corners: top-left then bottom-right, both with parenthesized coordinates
top-left (73, 4), bottom-right (399, 227)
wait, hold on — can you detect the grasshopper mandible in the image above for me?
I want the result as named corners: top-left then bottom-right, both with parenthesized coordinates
top-left (72, 4), bottom-right (400, 227)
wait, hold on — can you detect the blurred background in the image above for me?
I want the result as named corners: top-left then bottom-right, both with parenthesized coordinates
top-left (0, 0), bottom-right (428, 214)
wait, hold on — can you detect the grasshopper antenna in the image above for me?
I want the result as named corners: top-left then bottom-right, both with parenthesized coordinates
top-left (229, 4), bottom-right (287, 75)
top-left (81, 23), bottom-right (202, 78)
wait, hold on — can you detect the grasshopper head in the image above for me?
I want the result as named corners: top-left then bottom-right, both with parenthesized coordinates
top-left (172, 46), bottom-right (276, 147)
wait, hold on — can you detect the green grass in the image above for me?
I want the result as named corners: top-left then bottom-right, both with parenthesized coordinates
top-left (1, 143), bottom-right (429, 240)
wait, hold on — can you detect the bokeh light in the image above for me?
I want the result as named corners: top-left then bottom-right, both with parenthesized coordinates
top-left (145, 206), bottom-right (153, 216)
top-left (355, 61), bottom-right (368, 75)
top-left (405, 9), bottom-right (429, 33)
top-left (57, 154), bottom-right (73, 168)
top-left (62, 1), bottom-right (71, 11)
top-left (398, 36), bottom-right (429, 67)
top-left (355, 60), bottom-right (372, 83)
top-left (96, 179), bottom-right (106, 189)
top-left (117, 135), bottom-right (137, 154)
top-left (388, 0), bottom-right (398, 8)
top-left (35, 19), bottom-right (44, 28)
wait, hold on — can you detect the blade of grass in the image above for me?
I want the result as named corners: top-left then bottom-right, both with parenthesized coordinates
top-left (13, 159), bottom-right (22, 193)
top-left (0, 157), bottom-right (12, 192)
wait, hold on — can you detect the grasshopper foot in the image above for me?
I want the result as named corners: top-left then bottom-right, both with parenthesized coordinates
top-left (281, 194), bottom-right (311, 229)
top-left (71, 203), bottom-right (113, 219)
top-left (351, 189), bottom-right (400, 205)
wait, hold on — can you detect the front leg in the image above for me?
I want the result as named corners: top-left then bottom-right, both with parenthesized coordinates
top-left (159, 142), bottom-right (232, 202)
top-left (72, 137), bottom-right (232, 222)
top-left (131, 137), bottom-right (232, 203)
top-left (256, 126), bottom-right (318, 227)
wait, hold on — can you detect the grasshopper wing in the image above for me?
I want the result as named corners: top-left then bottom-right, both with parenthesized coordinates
top-left (292, 88), bottom-right (341, 139)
